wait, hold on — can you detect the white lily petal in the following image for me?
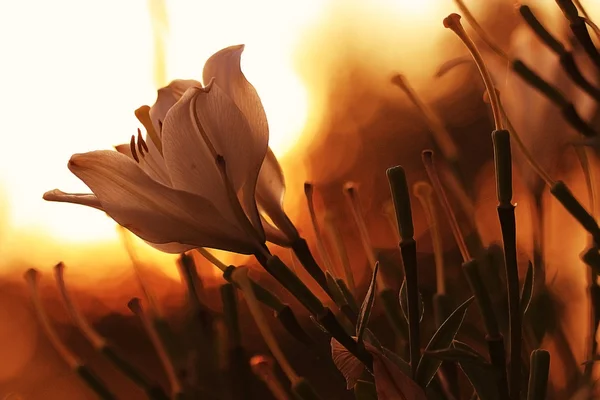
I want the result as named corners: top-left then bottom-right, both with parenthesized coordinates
top-left (203, 45), bottom-right (269, 238)
top-left (161, 83), bottom-right (266, 235)
top-left (115, 143), bottom-right (133, 159)
top-left (256, 147), bottom-right (298, 242)
top-left (144, 241), bottom-right (197, 254)
top-left (67, 150), bottom-right (256, 254)
top-left (202, 45), bottom-right (269, 145)
top-left (43, 189), bottom-right (103, 210)
top-left (149, 79), bottom-right (201, 136)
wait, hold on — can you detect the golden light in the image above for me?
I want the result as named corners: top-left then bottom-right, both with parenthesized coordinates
top-left (0, 0), bottom-right (465, 279)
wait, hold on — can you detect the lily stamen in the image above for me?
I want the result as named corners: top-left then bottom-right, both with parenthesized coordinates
top-left (137, 128), bottom-right (149, 155)
top-left (130, 134), bottom-right (140, 163)
top-left (135, 105), bottom-right (163, 155)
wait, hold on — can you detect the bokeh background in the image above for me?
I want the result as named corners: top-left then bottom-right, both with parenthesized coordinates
top-left (1, 0), bottom-right (600, 398)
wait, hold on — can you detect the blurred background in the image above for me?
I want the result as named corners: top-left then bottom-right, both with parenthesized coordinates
top-left (1, 0), bottom-right (600, 398)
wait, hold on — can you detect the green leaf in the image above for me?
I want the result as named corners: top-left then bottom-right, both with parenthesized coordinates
top-left (415, 296), bottom-right (474, 387)
top-left (458, 361), bottom-right (500, 400)
top-left (356, 263), bottom-right (379, 344)
top-left (399, 279), bottom-right (425, 323)
top-left (354, 380), bottom-right (378, 400)
top-left (520, 261), bottom-right (534, 317)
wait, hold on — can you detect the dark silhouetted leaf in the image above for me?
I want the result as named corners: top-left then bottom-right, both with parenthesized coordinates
top-left (380, 347), bottom-right (411, 375)
top-left (399, 279), bottom-right (425, 323)
top-left (520, 261), bottom-right (534, 317)
top-left (332, 339), bottom-right (426, 399)
top-left (354, 380), bottom-right (377, 400)
top-left (357, 263), bottom-right (379, 344)
top-left (415, 296), bottom-right (474, 387)
top-left (425, 347), bottom-right (482, 363)
top-left (452, 340), bottom-right (488, 363)
top-left (331, 339), bottom-right (364, 389)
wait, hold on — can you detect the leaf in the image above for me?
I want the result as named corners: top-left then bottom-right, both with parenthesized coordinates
top-left (520, 261), bottom-right (534, 317)
top-left (399, 279), bottom-right (425, 323)
top-left (356, 263), bottom-right (379, 344)
top-left (415, 296), bottom-right (474, 388)
top-left (332, 338), bottom-right (426, 399)
top-left (331, 338), bottom-right (364, 389)
top-left (380, 347), bottom-right (411, 376)
top-left (372, 351), bottom-right (428, 400)
top-left (458, 361), bottom-right (500, 400)
top-left (354, 380), bottom-right (378, 400)
top-left (425, 347), bottom-right (483, 364)
top-left (452, 340), bottom-right (488, 364)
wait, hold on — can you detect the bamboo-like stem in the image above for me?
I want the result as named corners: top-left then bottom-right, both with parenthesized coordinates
top-left (128, 298), bottom-right (182, 398)
top-left (25, 269), bottom-right (115, 400)
top-left (445, 14), bottom-right (521, 397)
top-left (455, 0), bottom-right (597, 136)
top-left (555, 0), bottom-right (600, 71)
top-left (492, 130), bottom-right (522, 400)
top-left (54, 263), bottom-right (168, 400)
top-left (233, 268), bottom-right (324, 400)
top-left (253, 252), bottom-right (372, 369)
top-left (197, 249), bottom-right (315, 346)
top-left (519, 5), bottom-right (600, 102)
top-left (232, 268), bottom-right (299, 382)
top-left (250, 355), bottom-right (292, 400)
top-left (387, 166), bottom-right (421, 378)
top-left (462, 260), bottom-right (509, 399)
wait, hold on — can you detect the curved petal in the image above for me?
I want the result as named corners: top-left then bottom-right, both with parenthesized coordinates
top-left (67, 150), bottom-right (256, 254)
top-left (203, 45), bottom-right (269, 238)
top-left (260, 214), bottom-right (292, 247)
top-left (43, 189), bottom-right (103, 210)
top-left (161, 83), bottom-right (266, 237)
top-left (256, 148), bottom-right (298, 241)
top-left (144, 241), bottom-right (197, 254)
top-left (202, 45), bottom-right (269, 144)
top-left (149, 79), bottom-right (201, 136)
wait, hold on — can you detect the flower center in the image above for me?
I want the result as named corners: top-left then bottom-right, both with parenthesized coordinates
top-left (135, 105), bottom-right (163, 155)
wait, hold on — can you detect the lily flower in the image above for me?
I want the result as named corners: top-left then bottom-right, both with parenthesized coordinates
top-left (44, 45), bottom-right (297, 254)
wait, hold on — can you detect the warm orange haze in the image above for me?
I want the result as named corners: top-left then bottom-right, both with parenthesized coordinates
top-left (2, 0), bottom-right (600, 399)
top-left (0, 0), bottom-right (464, 280)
